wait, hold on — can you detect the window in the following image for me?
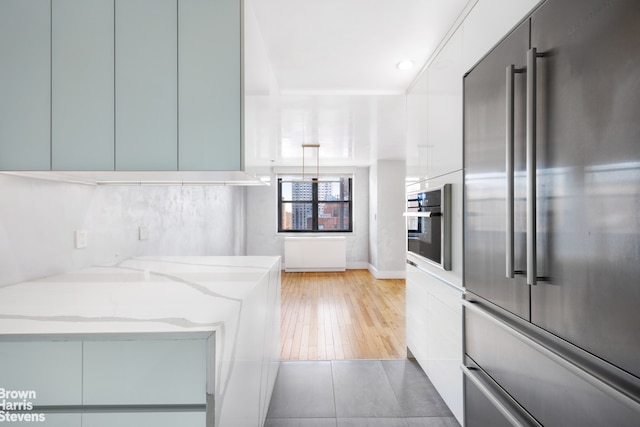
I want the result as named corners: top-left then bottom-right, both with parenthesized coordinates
top-left (278, 176), bottom-right (352, 232)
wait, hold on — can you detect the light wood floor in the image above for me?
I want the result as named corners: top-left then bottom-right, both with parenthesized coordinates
top-left (280, 270), bottom-right (406, 360)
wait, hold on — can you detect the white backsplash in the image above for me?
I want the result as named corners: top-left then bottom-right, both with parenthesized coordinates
top-left (0, 173), bottom-right (246, 286)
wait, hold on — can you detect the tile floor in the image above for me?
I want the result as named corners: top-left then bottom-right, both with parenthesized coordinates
top-left (266, 359), bottom-right (461, 427)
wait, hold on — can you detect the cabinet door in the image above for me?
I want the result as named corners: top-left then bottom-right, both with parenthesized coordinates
top-left (52, 0), bottom-right (114, 170)
top-left (426, 29), bottom-right (463, 177)
top-left (405, 71), bottom-right (428, 180)
top-left (0, 0), bottom-right (50, 170)
top-left (178, 0), bottom-right (241, 171)
top-left (405, 264), bottom-right (429, 367)
top-left (115, 0), bottom-right (177, 171)
top-left (463, 20), bottom-right (530, 320)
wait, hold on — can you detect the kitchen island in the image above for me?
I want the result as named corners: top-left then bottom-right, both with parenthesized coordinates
top-left (0, 256), bottom-right (281, 427)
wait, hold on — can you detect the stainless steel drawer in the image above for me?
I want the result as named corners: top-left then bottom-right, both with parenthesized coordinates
top-left (464, 299), bottom-right (640, 426)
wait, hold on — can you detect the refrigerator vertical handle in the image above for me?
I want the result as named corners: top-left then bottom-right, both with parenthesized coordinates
top-left (526, 48), bottom-right (540, 286)
top-left (505, 65), bottom-right (523, 279)
top-left (506, 65), bottom-right (515, 279)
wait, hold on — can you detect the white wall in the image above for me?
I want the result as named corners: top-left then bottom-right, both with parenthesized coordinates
top-left (369, 159), bottom-right (406, 278)
top-left (368, 164), bottom-right (378, 269)
top-left (245, 168), bottom-right (369, 269)
top-left (0, 173), bottom-right (246, 287)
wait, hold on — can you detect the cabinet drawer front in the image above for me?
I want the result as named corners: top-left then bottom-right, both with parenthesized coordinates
top-left (0, 341), bottom-right (82, 406)
top-left (465, 304), bottom-right (640, 426)
top-left (464, 373), bottom-right (523, 427)
top-left (82, 339), bottom-right (207, 405)
top-left (82, 412), bottom-right (205, 427)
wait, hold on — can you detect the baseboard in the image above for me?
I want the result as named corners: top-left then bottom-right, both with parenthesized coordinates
top-left (346, 261), bottom-right (369, 270)
top-left (280, 262), bottom-right (404, 277)
top-left (282, 261), bottom-right (369, 271)
top-left (368, 264), bottom-right (406, 279)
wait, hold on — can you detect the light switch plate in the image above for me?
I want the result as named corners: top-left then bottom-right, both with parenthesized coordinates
top-left (75, 230), bottom-right (88, 249)
top-left (138, 226), bottom-right (149, 241)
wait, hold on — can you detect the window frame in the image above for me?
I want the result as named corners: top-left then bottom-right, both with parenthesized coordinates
top-left (277, 176), bottom-right (353, 233)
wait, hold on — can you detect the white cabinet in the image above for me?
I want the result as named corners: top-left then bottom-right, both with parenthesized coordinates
top-left (407, 0), bottom-right (541, 182)
top-left (406, 263), bottom-right (463, 424)
top-left (405, 71), bottom-right (428, 179)
top-left (406, 23), bottom-right (464, 181)
top-left (425, 30), bottom-right (464, 177)
top-left (52, 0), bottom-right (114, 170)
top-left (406, 265), bottom-right (430, 360)
top-left (0, 0), bottom-right (50, 170)
top-left (461, 0), bottom-right (541, 72)
top-left (179, 0), bottom-right (242, 171)
top-left (115, 0), bottom-right (178, 171)
top-left (424, 275), bottom-right (463, 423)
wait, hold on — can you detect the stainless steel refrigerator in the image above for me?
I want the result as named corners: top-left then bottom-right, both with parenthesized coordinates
top-left (463, 0), bottom-right (640, 425)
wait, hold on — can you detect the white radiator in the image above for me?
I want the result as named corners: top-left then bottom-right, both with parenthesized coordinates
top-left (284, 236), bottom-right (346, 272)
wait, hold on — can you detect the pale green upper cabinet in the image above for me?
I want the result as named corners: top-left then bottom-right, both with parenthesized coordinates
top-left (0, 0), bottom-right (242, 172)
top-left (178, 0), bottom-right (242, 171)
top-left (0, 0), bottom-right (51, 170)
top-left (52, 0), bottom-right (115, 171)
top-left (115, 0), bottom-right (178, 171)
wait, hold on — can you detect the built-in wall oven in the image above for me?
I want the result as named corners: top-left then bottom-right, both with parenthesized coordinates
top-left (405, 184), bottom-right (451, 270)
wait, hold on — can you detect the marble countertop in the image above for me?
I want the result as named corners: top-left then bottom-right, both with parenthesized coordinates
top-left (0, 256), bottom-right (280, 336)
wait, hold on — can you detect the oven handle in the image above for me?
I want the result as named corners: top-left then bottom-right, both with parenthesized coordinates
top-left (403, 212), bottom-right (440, 218)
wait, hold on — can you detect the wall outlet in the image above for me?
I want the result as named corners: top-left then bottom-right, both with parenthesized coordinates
top-left (138, 226), bottom-right (149, 241)
top-left (75, 230), bottom-right (88, 249)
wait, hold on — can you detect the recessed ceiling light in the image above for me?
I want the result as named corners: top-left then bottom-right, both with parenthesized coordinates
top-left (396, 60), bottom-right (414, 71)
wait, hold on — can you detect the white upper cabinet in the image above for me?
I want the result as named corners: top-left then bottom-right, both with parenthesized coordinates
top-left (461, 0), bottom-right (541, 72)
top-left (52, 0), bottom-right (115, 170)
top-left (425, 29), bottom-right (464, 177)
top-left (0, 0), bottom-right (50, 170)
top-left (406, 71), bottom-right (428, 180)
top-left (179, 0), bottom-right (242, 171)
top-left (115, 0), bottom-right (178, 171)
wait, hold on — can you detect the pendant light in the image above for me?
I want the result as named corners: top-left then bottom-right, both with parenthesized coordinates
top-left (301, 143), bottom-right (320, 181)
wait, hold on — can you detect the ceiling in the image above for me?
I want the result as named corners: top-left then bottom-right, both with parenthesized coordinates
top-left (244, 0), bottom-right (473, 171)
